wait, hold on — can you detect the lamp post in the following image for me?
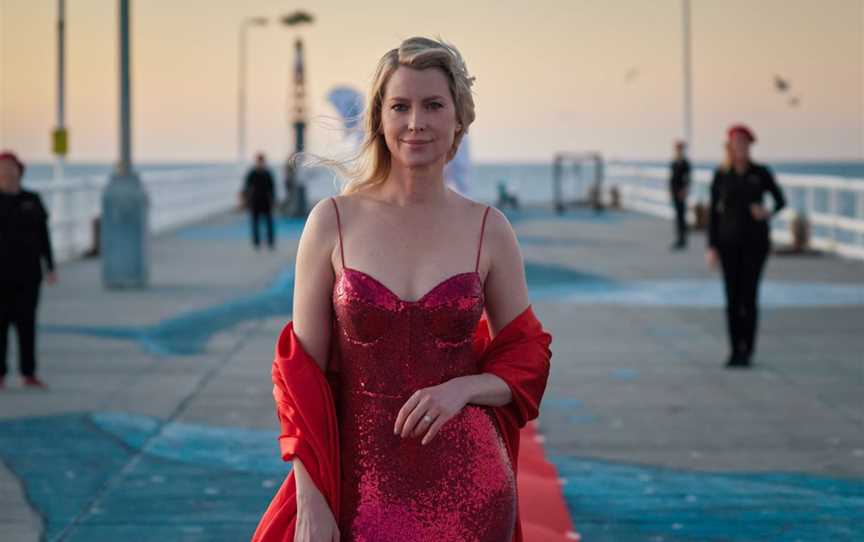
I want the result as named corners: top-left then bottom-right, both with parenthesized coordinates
top-left (279, 10), bottom-right (313, 216)
top-left (681, 0), bottom-right (693, 151)
top-left (101, 0), bottom-right (149, 288)
top-left (53, 0), bottom-right (68, 181)
top-left (237, 16), bottom-right (268, 168)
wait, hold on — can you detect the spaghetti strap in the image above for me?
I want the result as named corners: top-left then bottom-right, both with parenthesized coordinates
top-left (475, 206), bottom-right (491, 273)
top-left (330, 197), bottom-right (345, 269)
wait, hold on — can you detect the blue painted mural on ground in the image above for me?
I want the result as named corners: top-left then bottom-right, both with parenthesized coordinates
top-left (175, 216), bottom-right (307, 241)
top-left (41, 260), bottom-right (864, 357)
top-left (503, 207), bottom-right (626, 225)
top-left (42, 268), bottom-right (295, 356)
top-left (1, 411), bottom-right (861, 541)
top-left (548, 455), bottom-right (864, 542)
top-left (530, 277), bottom-right (864, 307)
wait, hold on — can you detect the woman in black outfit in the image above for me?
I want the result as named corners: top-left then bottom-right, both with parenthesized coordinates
top-left (706, 125), bottom-right (785, 368)
top-left (0, 151), bottom-right (56, 388)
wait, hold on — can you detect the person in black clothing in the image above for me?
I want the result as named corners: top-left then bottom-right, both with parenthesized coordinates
top-left (706, 125), bottom-right (786, 368)
top-left (0, 151), bottom-right (56, 389)
top-left (242, 153), bottom-right (276, 250)
top-left (669, 140), bottom-right (691, 249)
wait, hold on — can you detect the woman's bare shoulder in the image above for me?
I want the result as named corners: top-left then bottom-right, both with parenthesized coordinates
top-left (302, 197), bottom-right (340, 245)
top-left (481, 205), bottom-right (516, 244)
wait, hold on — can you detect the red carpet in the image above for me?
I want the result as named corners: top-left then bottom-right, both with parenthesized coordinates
top-left (518, 421), bottom-right (580, 541)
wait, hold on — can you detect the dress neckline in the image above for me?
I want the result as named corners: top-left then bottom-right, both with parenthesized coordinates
top-left (337, 266), bottom-right (482, 305)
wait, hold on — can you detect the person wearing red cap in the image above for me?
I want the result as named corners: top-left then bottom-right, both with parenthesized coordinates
top-left (706, 125), bottom-right (786, 368)
top-left (0, 151), bottom-right (56, 389)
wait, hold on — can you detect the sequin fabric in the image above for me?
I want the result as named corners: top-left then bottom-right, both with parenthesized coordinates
top-left (332, 266), bottom-right (517, 542)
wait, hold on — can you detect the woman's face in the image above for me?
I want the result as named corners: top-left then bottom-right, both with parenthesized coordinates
top-left (728, 133), bottom-right (752, 163)
top-left (0, 159), bottom-right (21, 193)
top-left (380, 66), bottom-right (461, 170)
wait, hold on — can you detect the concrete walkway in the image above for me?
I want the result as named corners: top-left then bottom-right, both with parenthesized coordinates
top-left (0, 205), bottom-right (862, 541)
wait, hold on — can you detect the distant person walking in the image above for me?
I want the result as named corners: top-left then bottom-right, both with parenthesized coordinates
top-left (0, 151), bottom-right (56, 389)
top-left (706, 125), bottom-right (786, 368)
top-left (242, 153), bottom-right (276, 250)
top-left (669, 140), bottom-right (691, 249)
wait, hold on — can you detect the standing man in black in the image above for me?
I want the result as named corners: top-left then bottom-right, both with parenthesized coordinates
top-left (706, 125), bottom-right (786, 368)
top-left (0, 151), bottom-right (56, 389)
top-left (242, 153), bottom-right (276, 251)
top-left (669, 140), bottom-right (691, 250)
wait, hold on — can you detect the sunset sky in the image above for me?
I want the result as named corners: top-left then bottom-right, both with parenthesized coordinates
top-left (1, 0), bottom-right (862, 164)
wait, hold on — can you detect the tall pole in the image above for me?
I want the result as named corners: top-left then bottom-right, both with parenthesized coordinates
top-left (237, 17), bottom-right (267, 168)
top-left (681, 0), bottom-right (693, 151)
top-left (101, 0), bottom-right (149, 288)
top-left (53, 0), bottom-right (67, 182)
top-left (118, 0), bottom-right (132, 175)
top-left (238, 23), bottom-right (247, 166)
top-left (292, 38), bottom-right (306, 154)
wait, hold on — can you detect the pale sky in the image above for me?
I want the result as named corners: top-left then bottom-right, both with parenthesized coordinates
top-left (1, 0), bottom-right (862, 163)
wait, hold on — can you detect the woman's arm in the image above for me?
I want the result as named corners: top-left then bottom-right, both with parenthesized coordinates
top-left (289, 197), bottom-right (340, 516)
top-left (764, 167), bottom-right (786, 216)
top-left (455, 207), bottom-right (531, 407)
top-left (291, 198), bottom-right (338, 372)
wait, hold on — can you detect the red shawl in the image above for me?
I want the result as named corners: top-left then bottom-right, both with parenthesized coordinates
top-left (252, 305), bottom-right (552, 542)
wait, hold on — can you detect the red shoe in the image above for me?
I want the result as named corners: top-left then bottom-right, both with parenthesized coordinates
top-left (23, 376), bottom-right (47, 389)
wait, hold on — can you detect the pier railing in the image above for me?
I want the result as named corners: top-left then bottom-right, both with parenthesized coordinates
top-left (28, 166), bottom-right (241, 262)
top-left (607, 164), bottom-right (864, 260)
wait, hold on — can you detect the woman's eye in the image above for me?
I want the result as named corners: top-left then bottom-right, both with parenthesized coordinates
top-left (427, 102), bottom-right (444, 110)
top-left (391, 104), bottom-right (408, 112)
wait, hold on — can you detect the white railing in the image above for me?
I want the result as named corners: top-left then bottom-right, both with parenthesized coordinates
top-left (26, 166), bottom-right (242, 263)
top-left (606, 164), bottom-right (864, 260)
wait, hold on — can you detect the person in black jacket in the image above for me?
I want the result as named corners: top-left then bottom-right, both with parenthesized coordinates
top-left (0, 151), bottom-right (56, 388)
top-left (242, 153), bottom-right (276, 250)
top-left (706, 126), bottom-right (785, 368)
top-left (669, 140), bottom-right (691, 249)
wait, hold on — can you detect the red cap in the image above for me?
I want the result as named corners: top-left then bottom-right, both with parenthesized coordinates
top-left (727, 124), bottom-right (756, 143)
top-left (0, 150), bottom-right (25, 176)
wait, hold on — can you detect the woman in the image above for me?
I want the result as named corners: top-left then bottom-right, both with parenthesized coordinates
top-left (0, 151), bottom-right (56, 389)
top-left (253, 38), bottom-right (553, 542)
top-left (706, 125), bottom-right (785, 368)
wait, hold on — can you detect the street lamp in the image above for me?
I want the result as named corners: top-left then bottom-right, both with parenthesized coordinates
top-left (280, 10), bottom-right (313, 156)
top-left (681, 0), bottom-right (693, 151)
top-left (278, 11), bottom-right (313, 217)
top-left (237, 16), bottom-right (268, 167)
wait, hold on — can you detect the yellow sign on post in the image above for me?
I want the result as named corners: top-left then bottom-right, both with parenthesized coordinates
top-left (52, 128), bottom-right (69, 156)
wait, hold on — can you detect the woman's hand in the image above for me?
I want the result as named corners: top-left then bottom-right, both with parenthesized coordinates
top-left (394, 379), bottom-right (470, 446)
top-left (294, 460), bottom-right (340, 542)
top-left (750, 203), bottom-right (770, 221)
top-left (705, 248), bottom-right (719, 270)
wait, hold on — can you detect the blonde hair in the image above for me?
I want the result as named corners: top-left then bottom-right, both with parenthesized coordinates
top-left (325, 37), bottom-right (476, 195)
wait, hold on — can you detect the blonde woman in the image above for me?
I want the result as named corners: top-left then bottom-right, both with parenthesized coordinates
top-left (253, 37), bottom-right (552, 542)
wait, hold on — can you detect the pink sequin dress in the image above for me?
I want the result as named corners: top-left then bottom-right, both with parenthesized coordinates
top-left (329, 198), bottom-right (517, 542)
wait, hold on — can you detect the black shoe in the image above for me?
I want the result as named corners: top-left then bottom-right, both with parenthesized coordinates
top-left (725, 354), bottom-right (751, 368)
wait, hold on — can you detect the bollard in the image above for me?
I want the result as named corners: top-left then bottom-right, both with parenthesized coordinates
top-left (609, 185), bottom-right (620, 209)
top-left (692, 200), bottom-right (707, 230)
top-left (791, 210), bottom-right (810, 252)
top-left (84, 216), bottom-right (100, 258)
